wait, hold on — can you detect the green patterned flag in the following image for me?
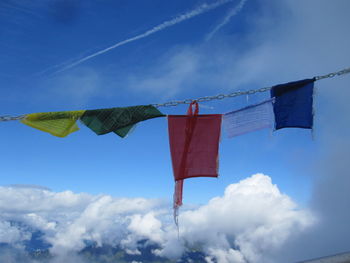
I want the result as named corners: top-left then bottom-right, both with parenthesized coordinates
top-left (80, 105), bottom-right (165, 138)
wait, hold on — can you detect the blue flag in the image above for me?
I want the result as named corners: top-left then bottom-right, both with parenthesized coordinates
top-left (271, 78), bottom-right (315, 130)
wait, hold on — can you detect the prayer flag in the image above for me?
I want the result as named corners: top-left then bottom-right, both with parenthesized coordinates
top-left (223, 99), bottom-right (274, 138)
top-left (21, 110), bottom-right (85, 137)
top-left (168, 101), bottom-right (222, 220)
top-left (271, 78), bottom-right (315, 130)
top-left (80, 105), bottom-right (165, 138)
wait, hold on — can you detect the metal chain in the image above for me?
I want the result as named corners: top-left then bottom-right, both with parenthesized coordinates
top-left (0, 115), bottom-right (25, 122)
top-left (1, 67), bottom-right (349, 120)
top-left (315, 67), bottom-right (350, 81)
top-left (153, 66), bottom-right (350, 107)
top-left (153, 87), bottom-right (272, 107)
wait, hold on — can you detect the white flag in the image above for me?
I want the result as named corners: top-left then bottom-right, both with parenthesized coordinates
top-left (223, 99), bottom-right (274, 138)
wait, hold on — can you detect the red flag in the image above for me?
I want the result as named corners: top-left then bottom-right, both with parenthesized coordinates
top-left (168, 101), bottom-right (222, 222)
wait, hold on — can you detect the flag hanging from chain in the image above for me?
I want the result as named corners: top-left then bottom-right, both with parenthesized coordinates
top-left (20, 110), bottom-right (85, 137)
top-left (223, 99), bottom-right (275, 138)
top-left (168, 101), bottom-right (222, 224)
top-left (80, 105), bottom-right (165, 138)
top-left (271, 78), bottom-right (315, 130)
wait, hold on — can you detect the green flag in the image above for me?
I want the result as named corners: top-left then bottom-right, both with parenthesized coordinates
top-left (80, 105), bottom-right (165, 138)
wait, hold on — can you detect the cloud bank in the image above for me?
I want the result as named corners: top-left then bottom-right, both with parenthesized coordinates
top-left (0, 174), bottom-right (313, 262)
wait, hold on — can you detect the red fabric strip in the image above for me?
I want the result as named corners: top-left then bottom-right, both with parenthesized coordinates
top-left (168, 101), bottom-right (222, 223)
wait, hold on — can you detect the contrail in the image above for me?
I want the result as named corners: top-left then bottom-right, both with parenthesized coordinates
top-left (205, 0), bottom-right (248, 41)
top-left (50, 0), bottom-right (233, 75)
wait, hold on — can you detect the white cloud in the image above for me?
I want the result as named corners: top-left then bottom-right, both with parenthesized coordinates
top-left (205, 248), bottom-right (245, 263)
top-left (172, 174), bottom-right (314, 262)
top-left (0, 221), bottom-right (31, 245)
top-left (0, 173), bottom-right (313, 262)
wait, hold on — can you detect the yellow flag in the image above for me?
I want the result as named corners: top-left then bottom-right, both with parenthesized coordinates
top-left (21, 110), bottom-right (85, 137)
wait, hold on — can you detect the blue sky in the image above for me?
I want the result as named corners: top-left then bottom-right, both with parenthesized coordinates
top-left (0, 0), bottom-right (350, 262)
top-left (0, 0), bottom-right (314, 202)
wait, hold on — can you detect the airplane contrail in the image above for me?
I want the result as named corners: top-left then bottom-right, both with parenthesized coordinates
top-left (50, 0), bottom-right (234, 75)
top-left (206, 0), bottom-right (248, 41)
